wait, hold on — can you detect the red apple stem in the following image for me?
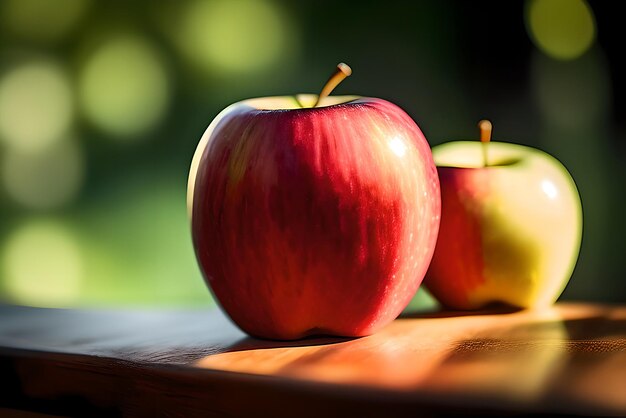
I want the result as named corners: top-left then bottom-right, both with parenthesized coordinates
top-left (478, 119), bottom-right (492, 167)
top-left (313, 63), bottom-right (352, 108)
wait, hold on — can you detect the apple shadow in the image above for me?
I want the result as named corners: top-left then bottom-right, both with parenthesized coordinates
top-left (216, 311), bottom-right (626, 355)
top-left (440, 315), bottom-right (626, 359)
top-left (432, 315), bottom-right (626, 415)
top-left (399, 302), bottom-right (523, 319)
top-left (221, 304), bottom-right (524, 352)
top-left (559, 315), bottom-right (626, 340)
top-left (224, 334), bottom-right (356, 353)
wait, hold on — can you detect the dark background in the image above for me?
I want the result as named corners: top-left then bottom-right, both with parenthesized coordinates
top-left (0, 0), bottom-right (623, 308)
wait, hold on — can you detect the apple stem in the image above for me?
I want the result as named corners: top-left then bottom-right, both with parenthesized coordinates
top-left (313, 63), bottom-right (352, 108)
top-left (478, 119), bottom-right (492, 168)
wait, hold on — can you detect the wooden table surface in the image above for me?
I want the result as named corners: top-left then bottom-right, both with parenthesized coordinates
top-left (0, 302), bottom-right (625, 417)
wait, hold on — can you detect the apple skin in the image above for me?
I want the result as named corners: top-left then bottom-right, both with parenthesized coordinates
top-left (188, 95), bottom-right (440, 340)
top-left (424, 141), bottom-right (582, 310)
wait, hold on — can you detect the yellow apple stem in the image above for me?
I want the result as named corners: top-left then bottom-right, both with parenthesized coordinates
top-left (478, 119), bottom-right (492, 168)
top-left (313, 63), bottom-right (352, 108)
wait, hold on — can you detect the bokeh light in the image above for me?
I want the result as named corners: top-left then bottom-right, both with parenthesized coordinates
top-left (0, 1), bottom-right (623, 308)
top-left (0, 0), bottom-right (91, 43)
top-left (0, 61), bottom-right (73, 153)
top-left (403, 288), bottom-right (438, 313)
top-left (177, 0), bottom-right (295, 75)
top-left (2, 139), bottom-right (85, 210)
top-left (3, 219), bottom-right (83, 307)
top-left (531, 49), bottom-right (610, 129)
top-left (75, 175), bottom-right (210, 306)
top-left (79, 34), bottom-right (170, 139)
top-left (530, 48), bottom-right (613, 300)
top-left (526, 0), bottom-right (595, 60)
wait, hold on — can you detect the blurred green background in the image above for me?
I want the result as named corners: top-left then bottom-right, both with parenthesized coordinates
top-left (0, 0), bottom-right (623, 309)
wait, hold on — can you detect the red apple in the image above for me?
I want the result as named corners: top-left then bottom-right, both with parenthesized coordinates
top-left (188, 64), bottom-right (440, 339)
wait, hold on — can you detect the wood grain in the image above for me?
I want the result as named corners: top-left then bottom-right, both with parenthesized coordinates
top-left (0, 303), bottom-right (625, 417)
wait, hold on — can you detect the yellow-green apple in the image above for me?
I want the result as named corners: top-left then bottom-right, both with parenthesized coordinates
top-left (424, 120), bottom-right (582, 310)
top-left (188, 64), bottom-right (440, 339)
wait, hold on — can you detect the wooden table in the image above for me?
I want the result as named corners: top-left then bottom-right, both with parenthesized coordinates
top-left (0, 303), bottom-right (625, 417)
